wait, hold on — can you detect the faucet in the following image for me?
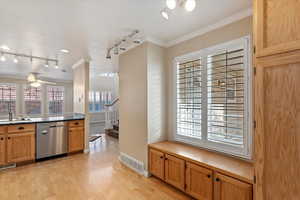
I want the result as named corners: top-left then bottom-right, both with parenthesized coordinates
top-left (8, 101), bottom-right (13, 121)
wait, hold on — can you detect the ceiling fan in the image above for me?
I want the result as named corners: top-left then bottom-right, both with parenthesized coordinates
top-left (27, 72), bottom-right (56, 87)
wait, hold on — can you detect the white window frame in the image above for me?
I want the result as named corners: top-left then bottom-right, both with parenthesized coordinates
top-left (22, 85), bottom-right (43, 117)
top-left (173, 36), bottom-right (252, 159)
top-left (0, 82), bottom-right (18, 118)
top-left (46, 85), bottom-right (65, 115)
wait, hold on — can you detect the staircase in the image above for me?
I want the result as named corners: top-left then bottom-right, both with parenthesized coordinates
top-left (104, 98), bottom-right (119, 139)
top-left (106, 121), bottom-right (119, 139)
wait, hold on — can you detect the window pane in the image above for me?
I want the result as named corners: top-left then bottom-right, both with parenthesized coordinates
top-left (207, 48), bottom-right (245, 146)
top-left (24, 86), bottom-right (41, 115)
top-left (177, 59), bottom-right (202, 139)
top-left (48, 86), bottom-right (64, 115)
top-left (0, 84), bottom-right (16, 116)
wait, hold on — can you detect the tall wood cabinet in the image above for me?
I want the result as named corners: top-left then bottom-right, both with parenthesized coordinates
top-left (254, 0), bottom-right (300, 199)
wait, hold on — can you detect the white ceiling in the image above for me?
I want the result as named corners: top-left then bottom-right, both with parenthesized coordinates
top-left (0, 0), bottom-right (252, 80)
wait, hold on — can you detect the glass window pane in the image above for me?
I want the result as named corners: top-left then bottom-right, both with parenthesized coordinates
top-left (24, 86), bottom-right (42, 115)
top-left (0, 84), bottom-right (16, 116)
top-left (48, 86), bottom-right (64, 115)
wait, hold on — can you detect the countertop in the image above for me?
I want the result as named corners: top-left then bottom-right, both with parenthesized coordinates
top-left (0, 113), bottom-right (85, 125)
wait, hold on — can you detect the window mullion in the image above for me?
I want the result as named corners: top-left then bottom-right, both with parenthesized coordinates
top-left (201, 56), bottom-right (208, 142)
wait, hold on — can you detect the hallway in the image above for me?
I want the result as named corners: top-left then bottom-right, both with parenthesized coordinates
top-left (0, 135), bottom-right (191, 200)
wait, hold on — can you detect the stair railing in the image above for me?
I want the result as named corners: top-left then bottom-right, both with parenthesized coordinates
top-left (104, 98), bottom-right (119, 130)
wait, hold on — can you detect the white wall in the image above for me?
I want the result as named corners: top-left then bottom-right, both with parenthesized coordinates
top-left (73, 61), bottom-right (90, 151)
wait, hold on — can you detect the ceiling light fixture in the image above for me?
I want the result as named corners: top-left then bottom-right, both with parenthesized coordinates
top-left (184, 0), bottom-right (196, 12)
top-left (0, 53), bottom-right (6, 62)
top-left (54, 62), bottom-right (59, 69)
top-left (45, 60), bottom-right (49, 67)
top-left (106, 49), bottom-right (112, 59)
top-left (13, 56), bottom-right (18, 63)
top-left (166, 0), bottom-right (176, 9)
top-left (0, 45), bottom-right (10, 51)
top-left (30, 82), bottom-right (41, 88)
top-left (161, 9), bottom-right (169, 20)
top-left (114, 46), bottom-right (119, 55)
top-left (60, 49), bottom-right (70, 53)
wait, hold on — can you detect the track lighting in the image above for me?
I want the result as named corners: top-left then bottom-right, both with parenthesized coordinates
top-left (13, 56), bottom-right (18, 63)
top-left (106, 30), bottom-right (140, 59)
top-left (0, 45), bottom-right (10, 51)
top-left (161, 9), bottom-right (169, 20)
top-left (184, 0), bottom-right (196, 12)
top-left (166, 0), bottom-right (176, 10)
top-left (30, 82), bottom-right (41, 88)
top-left (0, 53), bottom-right (6, 62)
top-left (106, 49), bottom-right (112, 59)
top-left (114, 47), bottom-right (119, 55)
top-left (45, 60), bottom-right (49, 67)
top-left (54, 61), bottom-right (59, 69)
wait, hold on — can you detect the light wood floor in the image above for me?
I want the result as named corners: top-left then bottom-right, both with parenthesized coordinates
top-left (0, 135), bottom-right (191, 200)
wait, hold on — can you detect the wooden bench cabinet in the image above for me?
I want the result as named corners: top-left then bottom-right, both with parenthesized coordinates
top-left (164, 154), bottom-right (185, 191)
top-left (186, 162), bottom-right (213, 200)
top-left (149, 149), bottom-right (165, 180)
top-left (214, 173), bottom-right (252, 200)
top-left (148, 142), bottom-right (253, 200)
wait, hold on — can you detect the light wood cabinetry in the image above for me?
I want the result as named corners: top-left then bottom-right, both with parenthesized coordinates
top-left (0, 134), bottom-right (5, 165)
top-left (148, 142), bottom-right (253, 200)
top-left (68, 127), bottom-right (84, 153)
top-left (6, 132), bottom-right (35, 163)
top-left (149, 149), bottom-right (165, 180)
top-left (186, 162), bottom-right (213, 200)
top-left (254, 0), bottom-right (300, 200)
top-left (164, 154), bottom-right (185, 191)
top-left (255, 0), bottom-right (300, 57)
top-left (214, 173), bottom-right (252, 200)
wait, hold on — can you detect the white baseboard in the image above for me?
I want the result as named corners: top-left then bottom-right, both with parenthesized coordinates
top-left (84, 148), bottom-right (90, 154)
top-left (119, 152), bottom-right (149, 177)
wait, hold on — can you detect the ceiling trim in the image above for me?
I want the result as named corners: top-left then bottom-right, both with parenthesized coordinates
top-left (164, 8), bottom-right (253, 48)
top-left (71, 58), bottom-right (86, 70)
top-left (145, 36), bottom-right (167, 47)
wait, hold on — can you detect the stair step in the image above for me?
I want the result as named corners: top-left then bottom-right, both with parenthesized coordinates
top-left (107, 129), bottom-right (119, 139)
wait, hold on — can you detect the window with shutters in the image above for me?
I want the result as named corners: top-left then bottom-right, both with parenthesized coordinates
top-left (88, 91), bottom-right (113, 112)
top-left (174, 36), bottom-right (252, 159)
top-left (0, 83), bottom-right (16, 116)
top-left (24, 86), bottom-right (42, 115)
top-left (47, 86), bottom-right (64, 115)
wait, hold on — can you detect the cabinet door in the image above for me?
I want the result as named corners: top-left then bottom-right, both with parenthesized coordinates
top-left (164, 154), bottom-right (185, 191)
top-left (68, 127), bottom-right (84, 153)
top-left (214, 173), bottom-right (252, 200)
top-left (6, 132), bottom-right (35, 163)
top-left (149, 149), bottom-right (165, 180)
top-left (254, 0), bottom-right (300, 57)
top-left (0, 135), bottom-right (5, 165)
top-left (254, 61), bottom-right (300, 200)
top-left (186, 162), bottom-right (213, 200)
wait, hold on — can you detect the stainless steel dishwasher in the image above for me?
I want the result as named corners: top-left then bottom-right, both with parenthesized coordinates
top-left (36, 122), bottom-right (68, 159)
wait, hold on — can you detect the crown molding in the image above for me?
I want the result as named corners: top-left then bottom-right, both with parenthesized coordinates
top-left (145, 36), bottom-right (167, 47)
top-left (72, 58), bottom-right (90, 70)
top-left (162, 8), bottom-right (252, 48)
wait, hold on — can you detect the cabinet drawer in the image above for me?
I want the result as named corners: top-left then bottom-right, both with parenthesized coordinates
top-left (8, 124), bottom-right (35, 134)
top-left (68, 120), bottom-right (84, 128)
top-left (0, 126), bottom-right (6, 134)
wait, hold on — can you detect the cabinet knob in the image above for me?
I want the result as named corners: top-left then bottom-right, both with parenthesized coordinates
top-left (207, 174), bottom-right (211, 178)
top-left (0, 137), bottom-right (3, 140)
top-left (18, 126), bottom-right (25, 130)
top-left (160, 156), bottom-right (164, 159)
top-left (165, 157), bottom-right (168, 160)
top-left (75, 122), bottom-right (79, 125)
top-left (216, 178), bottom-right (220, 182)
top-left (7, 137), bottom-right (11, 140)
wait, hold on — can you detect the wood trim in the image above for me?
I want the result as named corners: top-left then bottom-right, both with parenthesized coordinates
top-left (0, 126), bottom-right (6, 135)
top-left (256, 50), bottom-right (300, 68)
top-left (149, 142), bottom-right (254, 184)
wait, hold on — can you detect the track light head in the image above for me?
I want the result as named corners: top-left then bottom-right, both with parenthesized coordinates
top-left (161, 9), bottom-right (169, 20)
top-left (13, 56), bottom-right (18, 63)
top-left (0, 53), bottom-right (6, 62)
top-left (106, 49), bottom-right (112, 59)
